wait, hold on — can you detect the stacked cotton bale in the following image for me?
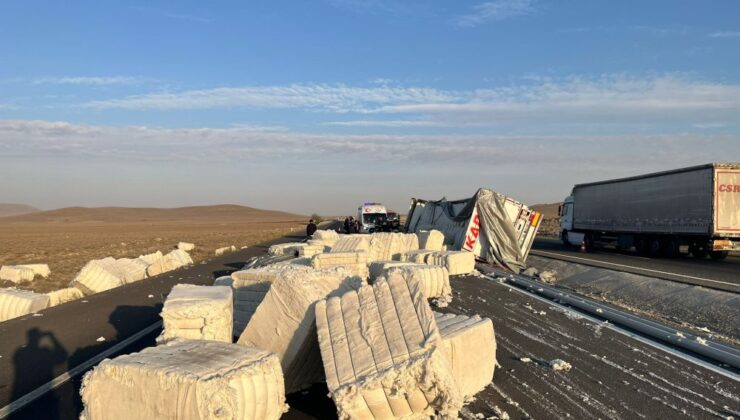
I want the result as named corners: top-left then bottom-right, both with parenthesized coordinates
top-left (158, 284), bottom-right (233, 344)
top-left (426, 251), bottom-right (476, 275)
top-left (268, 242), bottom-right (307, 257)
top-left (47, 287), bottom-right (84, 307)
top-left (311, 251), bottom-right (369, 279)
top-left (146, 249), bottom-right (193, 277)
top-left (315, 275), bottom-right (462, 419)
top-left (237, 266), bottom-right (363, 393)
top-left (398, 249), bottom-right (437, 264)
top-left (0, 266), bottom-right (35, 284)
top-left (299, 243), bottom-right (327, 257)
top-left (215, 245), bottom-right (237, 256)
top-left (368, 232), bottom-right (420, 262)
top-left (435, 312), bottom-right (497, 399)
top-left (177, 241), bottom-right (195, 251)
top-left (0, 288), bottom-right (50, 322)
top-left (417, 229), bottom-right (445, 251)
top-left (330, 235), bottom-right (370, 253)
top-left (385, 265), bottom-right (451, 301)
top-left (367, 261), bottom-right (419, 282)
top-left (80, 340), bottom-right (288, 420)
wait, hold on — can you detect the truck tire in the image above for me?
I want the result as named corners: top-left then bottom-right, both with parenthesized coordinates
top-left (561, 231), bottom-right (570, 246)
top-left (648, 238), bottom-right (662, 258)
top-left (689, 244), bottom-right (708, 259)
top-left (661, 238), bottom-right (680, 258)
top-left (635, 237), bottom-right (649, 256)
top-left (710, 251), bottom-right (729, 260)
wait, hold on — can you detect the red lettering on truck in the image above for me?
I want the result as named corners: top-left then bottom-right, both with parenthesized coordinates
top-left (464, 214), bottom-right (481, 250)
top-left (718, 184), bottom-right (740, 192)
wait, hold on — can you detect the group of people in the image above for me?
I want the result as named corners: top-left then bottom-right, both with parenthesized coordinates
top-left (343, 216), bottom-right (361, 234)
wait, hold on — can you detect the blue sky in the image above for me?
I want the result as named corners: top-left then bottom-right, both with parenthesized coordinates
top-left (1, 0), bottom-right (739, 214)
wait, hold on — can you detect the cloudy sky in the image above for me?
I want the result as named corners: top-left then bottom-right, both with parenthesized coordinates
top-left (1, 0), bottom-right (739, 214)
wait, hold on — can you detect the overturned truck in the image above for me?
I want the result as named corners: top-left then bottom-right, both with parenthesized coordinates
top-left (404, 188), bottom-right (541, 273)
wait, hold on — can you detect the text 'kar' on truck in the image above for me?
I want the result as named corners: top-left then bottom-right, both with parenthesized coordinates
top-left (558, 162), bottom-right (740, 259)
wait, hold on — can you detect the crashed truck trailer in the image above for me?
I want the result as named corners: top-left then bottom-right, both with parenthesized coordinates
top-left (404, 188), bottom-right (541, 273)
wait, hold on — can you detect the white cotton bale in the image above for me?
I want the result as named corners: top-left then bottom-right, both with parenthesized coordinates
top-left (16, 264), bottom-right (51, 278)
top-left (115, 258), bottom-right (149, 283)
top-left (177, 241), bottom-right (195, 251)
top-left (299, 243), bottom-right (327, 257)
top-left (311, 230), bottom-right (340, 245)
top-left (158, 284), bottom-right (233, 344)
top-left (0, 266), bottom-right (35, 284)
top-left (70, 258), bottom-right (127, 295)
top-left (398, 249), bottom-right (437, 264)
top-left (147, 249), bottom-right (193, 277)
top-left (367, 261), bottom-right (420, 282)
top-left (237, 266), bottom-right (362, 393)
top-left (272, 257), bottom-right (312, 267)
top-left (268, 242), bottom-right (307, 256)
top-left (417, 229), bottom-right (445, 251)
top-left (46, 287), bottom-right (84, 307)
top-left (137, 251), bottom-right (163, 265)
top-left (385, 265), bottom-right (451, 300)
top-left (80, 340), bottom-right (287, 420)
top-left (368, 232), bottom-right (420, 262)
top-left (315, 275), bottom-right (462, 420)
top-left (427, 251), bottom-right (476, 275)
top-left (435, 312), bottom-right (497, 398)
top-left (311, 252), bottom-right (369, 279)
top-left (330, 235), bottom-right (370, 253)
top-left (0, 288), bottom-right (50, 322)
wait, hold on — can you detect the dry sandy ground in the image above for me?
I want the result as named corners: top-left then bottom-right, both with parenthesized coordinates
top-left (531, 202), bottom-right (561, 237)
top-left (0, 205), bottom-right (306, 293)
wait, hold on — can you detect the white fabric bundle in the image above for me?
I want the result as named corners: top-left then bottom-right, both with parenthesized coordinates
top-left (215, 245), bottom-right (237, 256)
top-left (385, 265), bottom-right (451, 300)
top-left (368, 232), bottom-right (420, 262)
top-left (158, 284), bottom-right (233, 344)
top-left (426, 251), bottom-right (476, 275)
top-left (0, 266), bottom-right (35, 283)
top-left (416, 229), bottom-right (445, 251)
top-left (367, 261), bottom-right (420, 282)
top-left (311, 251), bottom-right (369, 279)
top-left (146, 249), bottom-right (193, 277)
top-left (330, 235), bottom-right (370, 253)
top-left (315, 275), bottom-right (462, 420)
top-left (177, 241), bottom-right (195, 251)
top-left (47, 287), bottom-right (84, 307)
top-left (80, 340), bottom-right (288, 420)
top-left (0, 288), bottom-right (50, 322)
top-left (435, 312), bottom-right (497, 399)
top-left (397, 249), bottom-right (437, 264)
top-left (237, 266), bottom-right (363, 393)
top-left (267, 242), bottom-right (307, 256)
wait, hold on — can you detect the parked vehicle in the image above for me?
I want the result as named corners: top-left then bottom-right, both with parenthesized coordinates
top-left (559, 163), bottom-right (740, 259)
top-left (357, 203), bottom-right (387, 233)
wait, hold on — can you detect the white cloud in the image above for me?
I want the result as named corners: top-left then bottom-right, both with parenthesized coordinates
top-left (707, 31), bottom-right (740, 38)
top-left (32, 76), bottom-right (143, 86)
top-left (455, 0), bottom-right (537, 27)
top-left (324, 119), bottom-right (446, 127)
top-left (82, 84), bottom-right (458, 112)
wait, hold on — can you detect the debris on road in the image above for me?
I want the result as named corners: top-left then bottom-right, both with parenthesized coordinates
top-left (549, 359), bottom-right (572, 371)
top-left (0, 288), bottom-right (50, 322)
top-left (214, 245), bottom-right (237, 256)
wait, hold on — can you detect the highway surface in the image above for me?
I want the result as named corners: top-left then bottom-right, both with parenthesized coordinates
top-left (2, 234), bottom-right (738, 419)
top-left (531, 238), bottom-right (740, 291)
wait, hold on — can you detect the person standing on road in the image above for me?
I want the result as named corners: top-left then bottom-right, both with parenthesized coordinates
top-left (306, 219), bottom-right (318, 238)
top-left (343, 217), bottom-right (351, 234)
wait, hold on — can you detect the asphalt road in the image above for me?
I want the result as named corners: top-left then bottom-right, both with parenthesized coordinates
top-left (531, 238), bottom-right (740, 290)
top-left (3, 236), bottom-right (738, 419)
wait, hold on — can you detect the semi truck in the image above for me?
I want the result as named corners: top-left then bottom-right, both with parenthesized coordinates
top-left (559, 163), bottom-right (740, 259)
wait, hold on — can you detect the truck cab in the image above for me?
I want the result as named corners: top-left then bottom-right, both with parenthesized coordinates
top-left (558, 195), bottom-right (584, 246)
top-left (357, 203), bottom-right (387, 233)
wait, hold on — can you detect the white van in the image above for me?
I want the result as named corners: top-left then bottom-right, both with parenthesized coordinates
top-left (357, 203), bottom-right (387, 233)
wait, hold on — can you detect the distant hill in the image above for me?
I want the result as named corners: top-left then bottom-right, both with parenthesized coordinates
top-left (0, 204), bottom-right (305, 223)
top-left (0, 203), bottom-right (41, 218)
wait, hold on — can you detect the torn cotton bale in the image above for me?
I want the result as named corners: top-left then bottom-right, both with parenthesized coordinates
top-left (158, 284), bottom-right (233, 344)
top-left (0, 288), bottom-right (50, 322)
top-left (385, 265), bottom-right (451, 300)
top-left (330, 235), bottom-right (370, 253)
top-left (215, 245), bottom-right (237, 256)
top-left (311, 251), bottom-right (369, 279)
top-left (136, 251), bottom-right (163, 265)
top-left (177, 241), bottom-right (195, 251)
top-left (146, 249), bottom-right (193, 277)
top-left (312, 229), bottom-right (340, 244)
top-left (268, 242), bottom-right (307, 257)
top-left (427, 251), bottom-right (476, 275)
top-left (0, 266), bottom-right (35, 284)
top-left (17, 264), bottom-right (51, 278)
top-left (315, 275), bottom-right (462, 419)
top-left (47, 287), bottom-right (84, 307)
top-left (367, 261), bottom-right (419, 282)
top-left (80, 340), bottom-right (287, 420)
top-left (368, 232), bottom-right (420, 262)
top-left (435, 312), bottom-right (496, 399)
top-left (398, 249), bottom-right (436, 264)
top-left (237, 266), bottom-right (363, 393)
top-left (417, 229), bottom-right (445, 251)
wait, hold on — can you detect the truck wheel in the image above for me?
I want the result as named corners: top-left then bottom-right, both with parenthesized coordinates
top-left (689, 244), bottom-right (708, 259)
top-left (661, 238), bottom-right (679, 258)
top-left (635, 237), bottom-right (649, 256)
top-left (561, 231), bottom-right (570, 246)
top-left (710, 251), bottom-right (729, 260)
top-left (648, 238), bottom-right (662, 257)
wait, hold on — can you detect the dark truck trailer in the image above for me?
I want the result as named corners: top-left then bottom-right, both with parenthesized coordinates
top-left (558, 163), bottom-right (740, 259)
